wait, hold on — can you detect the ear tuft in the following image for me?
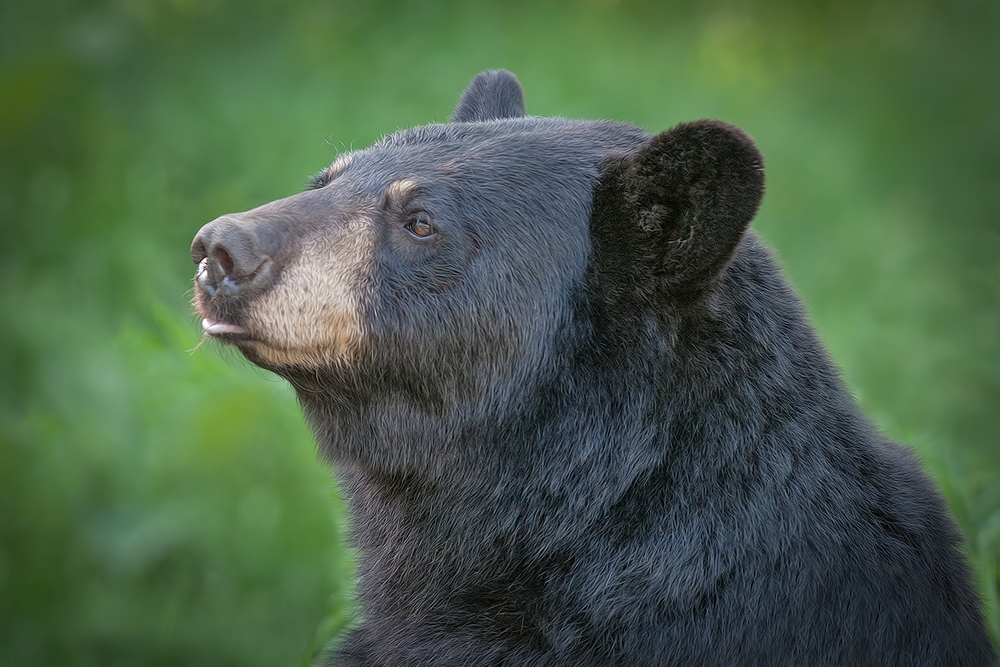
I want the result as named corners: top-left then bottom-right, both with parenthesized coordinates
top-left (622, 120), bottom-right (765, 299)
top-left (451, 70), bottom-right (526, 123)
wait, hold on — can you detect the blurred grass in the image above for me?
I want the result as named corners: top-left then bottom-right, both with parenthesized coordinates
top-left (0, 302), bottom-right (355, 665)
top-left (0, 0), bottom-right (997, 663)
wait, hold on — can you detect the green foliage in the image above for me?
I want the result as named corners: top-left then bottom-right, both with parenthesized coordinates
top-left (1, 0), bottom-right (997, 663)
top-left (0, 303), bottom-right (354, 666)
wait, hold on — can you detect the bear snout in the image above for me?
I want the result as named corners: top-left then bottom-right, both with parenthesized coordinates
top-left (190, 198), bottom-right (371, 367)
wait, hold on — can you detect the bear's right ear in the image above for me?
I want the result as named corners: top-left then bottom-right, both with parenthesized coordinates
top-left (451, 70), bottom-right (526, 122)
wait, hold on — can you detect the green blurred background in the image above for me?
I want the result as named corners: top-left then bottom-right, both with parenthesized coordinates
top-left (1, 0), bottom-right (997, 664)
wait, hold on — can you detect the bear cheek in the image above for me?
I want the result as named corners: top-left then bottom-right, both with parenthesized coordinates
top-left (240, 229), bottom-right (375, 369)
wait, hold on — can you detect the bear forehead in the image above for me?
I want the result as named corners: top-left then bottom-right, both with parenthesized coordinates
top-left (330, 117), bottom-right (649, 187)
top-left (372, 117), bottom-right (645, 149)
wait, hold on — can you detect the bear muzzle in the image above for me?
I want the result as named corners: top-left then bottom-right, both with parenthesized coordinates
top-left (191, 214), bottom-right (280, 338)
top-left (190, 190), bottom-right (370, 368)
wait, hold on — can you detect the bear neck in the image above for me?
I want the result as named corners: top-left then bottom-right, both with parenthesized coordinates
top-left (291, 235), bottom-right (870, 571)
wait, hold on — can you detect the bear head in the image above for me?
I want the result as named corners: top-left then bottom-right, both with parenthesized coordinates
top-left (190, 70), bottom-right (764, 477)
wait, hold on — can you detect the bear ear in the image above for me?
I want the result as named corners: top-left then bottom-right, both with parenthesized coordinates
top-left (451, 70), bottom-right (526, 123)
top-left (593, 121), bottom-right (765, 304)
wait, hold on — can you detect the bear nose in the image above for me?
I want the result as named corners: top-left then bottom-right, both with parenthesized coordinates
top-left (191, 216), bottom-right (274, 299)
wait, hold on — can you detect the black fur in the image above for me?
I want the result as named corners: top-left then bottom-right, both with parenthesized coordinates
top-left (192, 70), bottom-right (998, 666)
top-left (450, 69), bottom-right (527, 122)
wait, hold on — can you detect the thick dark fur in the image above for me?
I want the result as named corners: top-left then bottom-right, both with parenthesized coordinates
top-left (192, 71), bottom-right (997, 666)
top-left (451, 69), bottom-right (527, 123)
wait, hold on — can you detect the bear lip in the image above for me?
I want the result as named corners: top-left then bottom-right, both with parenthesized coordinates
top-left (202, 318), bottom-right (249, 337)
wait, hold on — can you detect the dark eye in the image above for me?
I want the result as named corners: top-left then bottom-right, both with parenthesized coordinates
top-left (405, 215), bottom-right (436, 239)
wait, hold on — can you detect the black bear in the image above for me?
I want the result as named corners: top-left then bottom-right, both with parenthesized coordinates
top-left (191, 71), bottom-right (998, 666)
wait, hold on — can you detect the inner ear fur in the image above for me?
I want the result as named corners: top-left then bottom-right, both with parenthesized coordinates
top-left (594, 120), bottom-right (765, 305)
top-left (451, 70), bottom-right (527, 123)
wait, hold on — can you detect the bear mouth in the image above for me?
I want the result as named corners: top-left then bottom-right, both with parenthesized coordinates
top-left (201, 317), bottom-right (250, 338)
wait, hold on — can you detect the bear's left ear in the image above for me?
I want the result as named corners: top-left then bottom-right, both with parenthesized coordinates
top-left (592, 120), bottom-right (764, 304)
top-left (451, 70), bottom-right (526, 122)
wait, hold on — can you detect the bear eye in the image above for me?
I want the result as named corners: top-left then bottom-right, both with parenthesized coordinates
top-left (405, 215), bottom-right (436, 239)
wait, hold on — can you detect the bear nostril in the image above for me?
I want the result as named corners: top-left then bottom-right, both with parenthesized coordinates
top-left (212, 245), bottom-right (236, 278)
